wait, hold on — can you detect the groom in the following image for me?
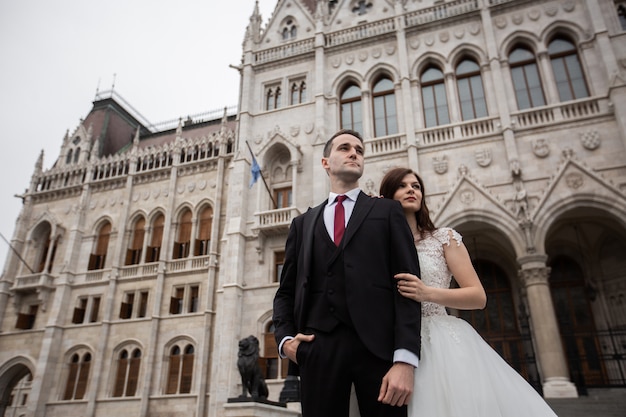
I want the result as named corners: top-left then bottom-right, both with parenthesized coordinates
top-left (273, 129), bottom-right (421, 417)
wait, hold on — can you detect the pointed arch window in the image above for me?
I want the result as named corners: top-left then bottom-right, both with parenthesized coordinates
top-left (166, 344), bottom-right (195, 394)
top-left (66, 149), bottom-right (73, 165)
top-left (340, 83), bottom-right (363, 134)
top-left (173, 210), bottom-right (192, 259)
top-left (88, 221), bottom-right (111, 270)
top-left (74, 147), bottom-right (80, 163)
top-left (548, 37), bottom-right (589, 101)
top-left (112, 348), bottom-right (141, 397)
top-left (266, 86), bottom-right (282, 111)
top-left (618, 3), bottom-right (626, 30)
top-left (281, 19), bottom-right (297, 40)
top-left (290, 80), bottom-right (307, 105)
top-left (33, 222), bottom-right (56, 273)
top-left (372, 76), bottom-right (398, 137)
top-left (421, 66), bottom-right (450, 127)
top-left (146, 214), bottom-right (164, 263)
top-left (456, 59), bottom-right (488, 120)
top-left (509, 46), bottom-right (546, 109)
top-left (126, 217), bottom-right (145, 265)
top-left (63, 352), bottom-right (91, 400)
top-left (194, 206), bottom-right (213, 256)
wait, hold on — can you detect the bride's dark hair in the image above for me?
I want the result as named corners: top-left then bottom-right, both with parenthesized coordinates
top-left (379, 167), bottom-right (435, 236)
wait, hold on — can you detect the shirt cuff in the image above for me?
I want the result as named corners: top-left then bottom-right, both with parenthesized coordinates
top-left (394, 348), bottom-right (419, 368)
top-left (278, 336), bottom-right (294, 359)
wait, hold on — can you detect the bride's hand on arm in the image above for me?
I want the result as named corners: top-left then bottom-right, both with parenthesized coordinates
top-left (394, 272), bottom-right (430, 302)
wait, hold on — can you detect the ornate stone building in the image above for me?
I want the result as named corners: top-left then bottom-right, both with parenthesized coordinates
top-left (1, 0), bottom-right (625, 416)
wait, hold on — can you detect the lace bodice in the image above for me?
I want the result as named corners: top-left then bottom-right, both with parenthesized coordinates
top-left (415, 227), bottom-right (462, 317)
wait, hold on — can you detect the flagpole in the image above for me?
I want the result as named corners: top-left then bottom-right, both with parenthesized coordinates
top-left (0, 232), bottom-right (35, 274)
top-left (245, 141), bottom-right (278, 209)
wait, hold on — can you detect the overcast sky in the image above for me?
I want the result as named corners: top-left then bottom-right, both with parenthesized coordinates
top-left (0, 0), bottom-right (275, 271)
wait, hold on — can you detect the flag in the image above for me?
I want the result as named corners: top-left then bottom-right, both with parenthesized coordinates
top-left (249, 153), bottom-right (261, 188)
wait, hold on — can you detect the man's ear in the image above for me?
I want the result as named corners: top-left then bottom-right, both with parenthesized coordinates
top-left (321, 157), bottom-right (329, 170)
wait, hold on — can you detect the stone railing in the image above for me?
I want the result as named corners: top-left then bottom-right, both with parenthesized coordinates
top-left (417, 116), bottom-right (499, 147)
top-left (404, 0), bottom-right (479, 27)
top-left (367, 133), bottom-right (406, 156)
top-left (511, 96), bottom-right (610, 130)
top-left (325, 18), bottom-right (396, 48)
top-left (166, 255), bottom-right (211, 273)
top-left (119, 262), bottom-right (160, 279)
top-left (11, 272), bottom-right (54, 291)
top-left (254, 38), bottom-right (315, 65)
top-left (253, 207), bottom-right (301, 236)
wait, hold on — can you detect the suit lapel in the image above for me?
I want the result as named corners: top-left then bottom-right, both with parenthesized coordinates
top-left (302, 201), bottom-right (326, 271)
top-left (341, 191), bottom-right (374, 248)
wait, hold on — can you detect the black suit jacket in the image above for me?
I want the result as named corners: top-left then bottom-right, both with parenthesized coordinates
top-left (273, 191), bottom-right (421, 362)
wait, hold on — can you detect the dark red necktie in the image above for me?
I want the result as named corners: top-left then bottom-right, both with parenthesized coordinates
top-left (334, 195), bottom-right (347, 246)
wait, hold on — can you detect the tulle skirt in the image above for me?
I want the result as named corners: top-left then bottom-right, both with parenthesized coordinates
top-left (410, 315), bottom-right (558, 417)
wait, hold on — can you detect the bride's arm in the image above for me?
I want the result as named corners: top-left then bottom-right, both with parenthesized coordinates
top-left (395, 231), bottom-right (486, 310)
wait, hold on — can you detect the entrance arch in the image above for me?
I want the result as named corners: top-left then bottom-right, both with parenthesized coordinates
top-left (0, 359), bottom-right (34, 417)
top-left (546, 208), bottom-right (626, 391)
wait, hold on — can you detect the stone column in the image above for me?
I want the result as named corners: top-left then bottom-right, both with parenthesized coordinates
top-left (518, 255), bottom-right (577, 398)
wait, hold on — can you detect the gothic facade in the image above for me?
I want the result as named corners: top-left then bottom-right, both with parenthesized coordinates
top-left (1, 1), bottom-right (626, 416)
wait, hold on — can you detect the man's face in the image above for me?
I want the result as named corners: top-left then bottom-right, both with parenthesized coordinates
top-left (321, 133), bottom-right (364, 182)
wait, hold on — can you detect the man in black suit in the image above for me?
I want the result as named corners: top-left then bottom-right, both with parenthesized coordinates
top-left (272, 129), bottom-right (421, 417)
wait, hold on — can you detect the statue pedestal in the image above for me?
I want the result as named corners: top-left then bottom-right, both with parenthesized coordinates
top-left (224, 399), bottom-right (300, 417)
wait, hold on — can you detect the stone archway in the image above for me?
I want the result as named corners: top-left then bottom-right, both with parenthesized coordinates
top-left (0, 362), bottom-right (32, 417)
top-left (546, 209), bottom-right (626, 391)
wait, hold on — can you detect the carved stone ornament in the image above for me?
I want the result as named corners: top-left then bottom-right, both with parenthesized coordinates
top-left (566, 173), bottom-right (583, 189)
top-left (458, 164), bottom-right (469, 176)
top-left (346, 55), bottom-right (355, 65)
top-left (475, 148), bottom-right (492, 167)
top-left (372, 48), bottom-right (382, 58)
top-left (409, 38), bottom-right (420, 49)
top-left (433, 155), bottom-right (448, 174)
top-left (460, 189), bottom-right (475, 205)
top-left (532, 138), bottom-right (550, 158)
top-left (580, 130), bottom-right (600, 150)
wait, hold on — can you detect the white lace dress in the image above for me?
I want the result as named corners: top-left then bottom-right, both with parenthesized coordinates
top-left (410, 228), bottom-right (558, 417)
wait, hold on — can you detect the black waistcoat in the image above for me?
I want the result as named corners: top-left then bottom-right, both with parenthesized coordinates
top-left (304, 215), bottom-right (354, 331)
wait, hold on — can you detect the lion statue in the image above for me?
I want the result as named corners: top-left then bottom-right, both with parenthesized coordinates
top-left (237, 335), bottom-right (269, 400)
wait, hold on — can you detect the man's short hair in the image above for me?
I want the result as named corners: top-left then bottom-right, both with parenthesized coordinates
top-left (323, 129), bottom-right (364, 157)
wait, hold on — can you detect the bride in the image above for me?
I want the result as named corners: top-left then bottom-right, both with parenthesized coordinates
top-left (372, 167), bottom-right (558, 417)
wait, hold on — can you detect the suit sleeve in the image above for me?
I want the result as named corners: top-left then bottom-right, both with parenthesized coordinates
top-left (272, 215), bottom-right (301, 350)
top-left (388, 201), bottom-right (422, 358)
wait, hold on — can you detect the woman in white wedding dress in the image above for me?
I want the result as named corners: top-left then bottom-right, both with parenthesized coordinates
top-left (379, 167), bottom-right (558, 417)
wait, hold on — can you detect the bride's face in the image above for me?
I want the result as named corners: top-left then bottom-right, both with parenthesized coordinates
top-left (393, 173), bottom-right (422, 214)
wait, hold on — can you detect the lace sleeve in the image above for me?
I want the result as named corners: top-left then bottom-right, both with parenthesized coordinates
top-left (434, 227), bottom-right (463, 247)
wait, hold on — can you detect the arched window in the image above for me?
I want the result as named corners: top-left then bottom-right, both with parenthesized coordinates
top-left (146, 214), bottom-right (164, 263)
top-left (340, 83), bottom-right (362, 134)
top-left (260, 322), bottom-right (289, 380)
top-left (63, 352), bottom-right (91, 400)
top-left (421, 66), bottom-right (450, 128)
top-left (74, 147), bottom-right (80, 163)
top-left (126, 217), bottom-right (145, 265)
top-left (618, 4), bottom-right (626, 31)
top-left (266, 86), bottom-right (282, 111)
top-left (194, 206), bottom-right (213, 256)
top-left (281, 19), bottom-right (297, 40)
top-left (32, 222), bottom-right (55, 273)
top-left (66, 149), bottom-right (73, 165)
top-left (509, 46), bottom-right (546, 109)
top-left (548, 37), bottom-right (589, 101)
top-left (372, 76), bottom-right (398, 137)
top-left (88, 221), bottom-right (111, 270)
top-left (166, 344), bottom-right (195, 394)
top-left (290, 80), bottom-right (306, 105)
top-left (173, 209), bottom-right (192, 259)
top-left (112, 348), bottom-right (141, 397)
top-left (456, 59), bottom-right (488, 120)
